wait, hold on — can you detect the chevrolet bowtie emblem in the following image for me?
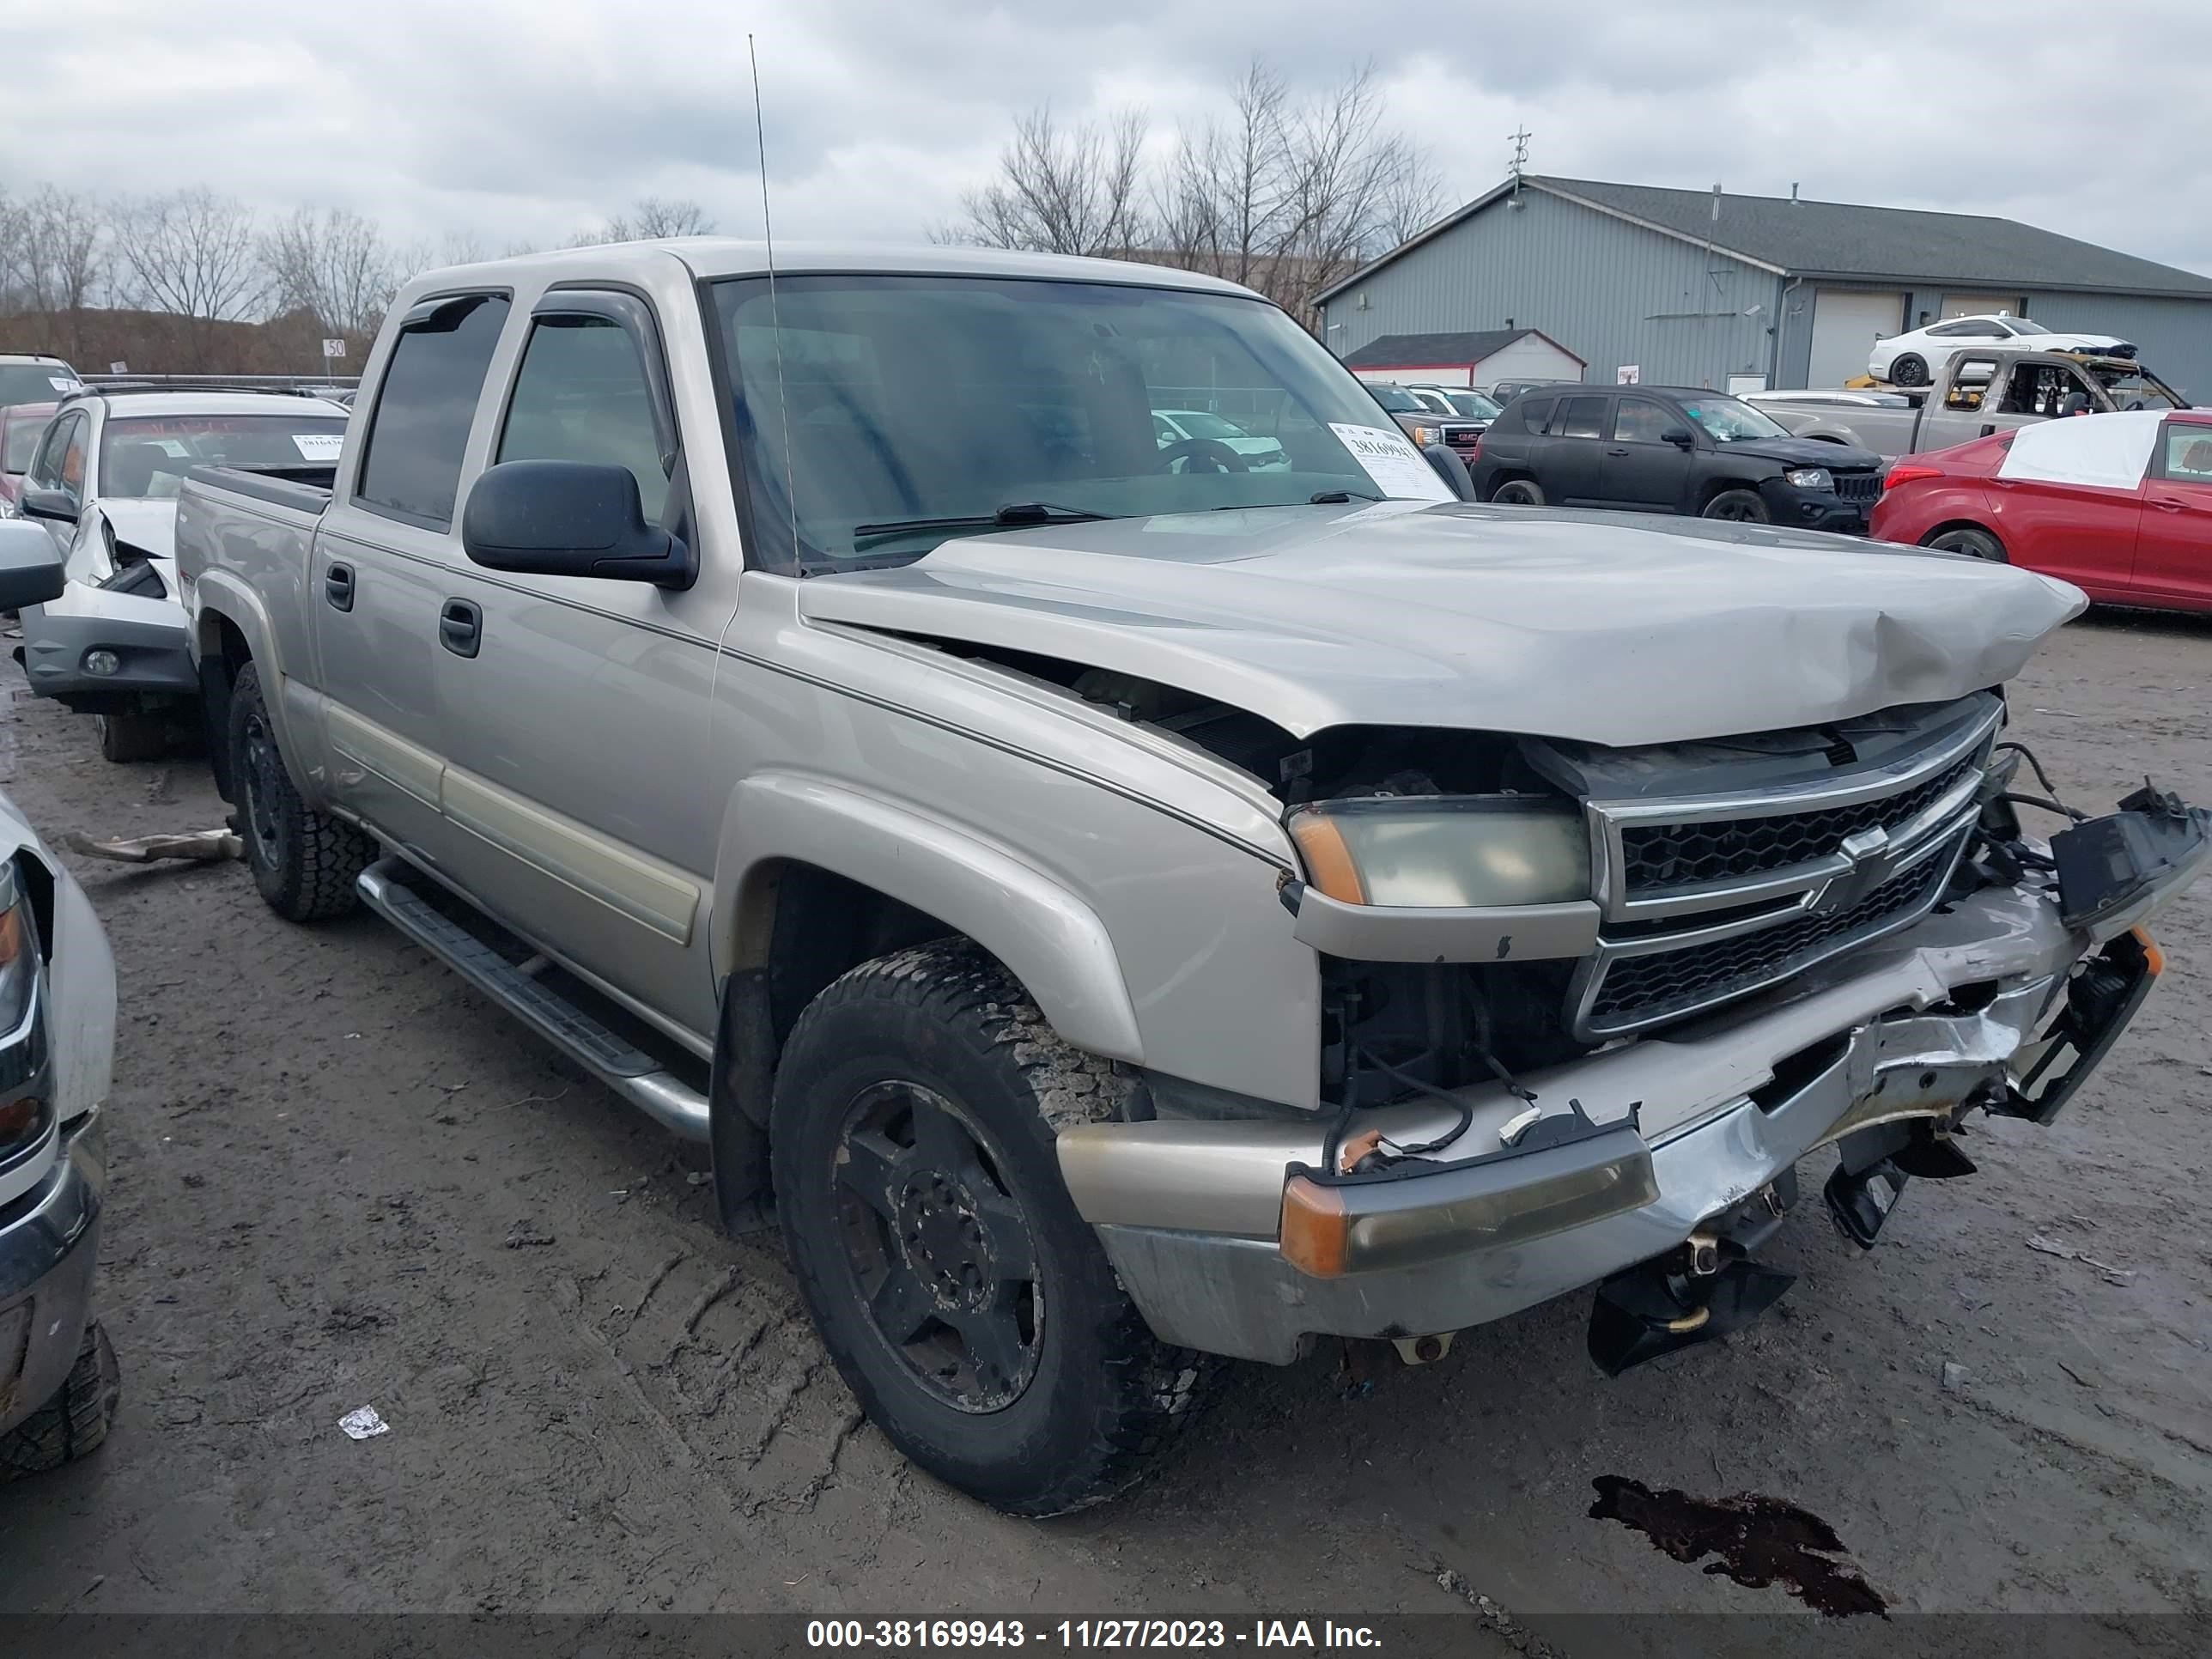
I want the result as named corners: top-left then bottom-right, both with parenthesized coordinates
top-left (1809, 826), bottom-right (1894, 915)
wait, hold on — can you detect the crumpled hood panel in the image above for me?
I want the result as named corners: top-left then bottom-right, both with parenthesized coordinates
top-left (800, 502), bottom-right (2085, 746)
top-left (99, 498), bottom-right (178, 563)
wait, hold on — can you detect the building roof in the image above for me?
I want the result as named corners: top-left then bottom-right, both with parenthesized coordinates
top-left (1340, 328), bottom-right (1584, 369)
top-left (1318, 175), bottom-right (2212, 305)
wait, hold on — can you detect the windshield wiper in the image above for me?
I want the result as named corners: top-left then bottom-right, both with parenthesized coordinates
top-left (851, 501), bottom-right (1112, 547)
top-left (1309, 489), bottom-right (1382, 504)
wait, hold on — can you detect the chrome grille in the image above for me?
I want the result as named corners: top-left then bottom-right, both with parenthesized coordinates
top-left (1620, 755), bottom-right (1979, 894)
top-left (1583, 829), bottom-right (1967, 1034)
top-left (1565, 698), bottom-right (2001, 1041)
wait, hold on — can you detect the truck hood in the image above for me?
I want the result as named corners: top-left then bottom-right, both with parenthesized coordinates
top-left (1717, 435), bottom-right (1882, 471)
top-left (799, 501), bottom-right (2085, 747)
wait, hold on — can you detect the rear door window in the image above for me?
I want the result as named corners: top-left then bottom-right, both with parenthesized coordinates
top-left (1553, 396), bottom-right (1607, 439)
top-left (356, 293), bottom-right (512, 529)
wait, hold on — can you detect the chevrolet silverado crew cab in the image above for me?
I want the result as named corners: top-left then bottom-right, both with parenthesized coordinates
top-left (175, 242), bottom-right (2210, 1515)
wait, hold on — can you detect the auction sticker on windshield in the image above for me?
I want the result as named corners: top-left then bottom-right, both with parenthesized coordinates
top-left (293, 433), bottom-right (343, 460)
top-left (1329, 423), bottom-right (1455, 502)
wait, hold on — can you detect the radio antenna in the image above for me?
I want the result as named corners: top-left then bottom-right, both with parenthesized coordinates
top-left (749, 32), bottom-right (799, 567)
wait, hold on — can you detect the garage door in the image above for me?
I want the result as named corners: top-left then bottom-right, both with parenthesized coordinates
top-left (1807, 289), bottom-right (1906, 387)
top-left (1942, 293), bottom-right (2026, 319)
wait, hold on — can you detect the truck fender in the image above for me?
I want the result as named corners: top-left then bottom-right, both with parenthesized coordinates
top-left (189, 569), bottom-right (317, 800)
top-left (711, 772), bottom-right (1146, 1066)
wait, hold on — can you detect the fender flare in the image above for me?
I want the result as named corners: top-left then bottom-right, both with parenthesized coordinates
top-left (190, 571), bottom-right (314, 796)
top-left (712, 772), bottom-right (1145, 1065)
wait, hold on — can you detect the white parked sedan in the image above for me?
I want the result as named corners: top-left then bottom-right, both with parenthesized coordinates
top-left (1870, 314), bottom-right (2135, 386)
top-left (1152, 408), bottom-right (1290, 469)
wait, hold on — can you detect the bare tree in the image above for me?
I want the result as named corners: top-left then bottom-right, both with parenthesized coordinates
top-left (571, 197), bottom-right (716, 246)
top-left (952, 106), bottom-right (1151, 257)
top-left (1170, 61), bottom-right (1443, 322)
top-left (112, 188), bottom-right (261, 328)
top-left (262, 206), bottom-right (401, 338)
top-left (7, 185), bottom-right (106, 318)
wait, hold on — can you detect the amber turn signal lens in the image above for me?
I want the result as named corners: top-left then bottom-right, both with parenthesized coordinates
top-left (2133, 927), bottom-right (2165, 977)
top-left (0, 906), bottom-right (21, 969)
top-left (1287, 814), bottom-right (1366, 905)
top-left (1279, 1175), bottom-right (1351, 1278)
top-left (0, 1095), bottom-right (43, 1149)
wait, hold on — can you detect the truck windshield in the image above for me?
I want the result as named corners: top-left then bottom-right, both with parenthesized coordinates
top-left (99, 414), bottom-right (349, 498)
top-left (710, 274), bottom-right (1431, 570)
top-left (1679, 396), bottom-right (1793, 443)
top-left (2095, 368), bottom-right (2187, 410)
top-left (1445, 390), bottom-right (1502, 419)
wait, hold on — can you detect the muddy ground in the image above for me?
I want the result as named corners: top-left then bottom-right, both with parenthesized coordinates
top-left (0, 610), bottom-right (2207, 1651)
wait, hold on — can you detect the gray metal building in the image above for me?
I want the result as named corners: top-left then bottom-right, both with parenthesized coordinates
top-left (1316, 175), bottom-right (2212, 399)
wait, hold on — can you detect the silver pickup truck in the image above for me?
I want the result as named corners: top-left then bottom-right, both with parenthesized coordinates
top-left (175, 242), bottom-right (2210, 1515)
top-left (1758, 349), bottom-right (2189, 459)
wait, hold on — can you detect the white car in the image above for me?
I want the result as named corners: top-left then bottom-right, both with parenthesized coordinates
top-left (1152, 408), bottom-right (1290, 469)
top-left (0, 521), bottom-right (122, 1481)
top-left (1870, 314), bottom-right (2135, 387)
top-left (12, 387), bottom-right (348, 761)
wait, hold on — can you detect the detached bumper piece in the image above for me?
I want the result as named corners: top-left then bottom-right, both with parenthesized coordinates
top-left (1997, 927), bottom-right (2160, 1127)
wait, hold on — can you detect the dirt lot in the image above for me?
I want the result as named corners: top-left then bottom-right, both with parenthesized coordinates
top-left (0, 610), bottom-right (2208, 1646)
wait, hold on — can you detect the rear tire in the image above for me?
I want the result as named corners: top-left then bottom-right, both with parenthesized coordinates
top-left (771, 939), bottom-right (1214, 1516)
top-left (1927, 526), bottom-right (2008, 562)
top-left (1490, 477), bottom-right (1546, 506)
top-left (1703, 489), bottom-right (1771, 524)
top-left (228, 661), bottom-right (374, 922)
top-left (0, 1321), bottom-right (120, 1480)
top-left (95, 712), bottom-right (167, 763)
top-left (1890, 354), bottom-right (1929, 387)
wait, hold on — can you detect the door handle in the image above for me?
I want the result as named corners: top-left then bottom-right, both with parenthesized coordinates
top-left (1606, 447), bottom-right (1630, 457)
top-left (2152, 496), bottom-right (2187, 513)
top-left (439, 598), bottom-right (483, 659)
top-left (324, 562), bottom-right (355, 611)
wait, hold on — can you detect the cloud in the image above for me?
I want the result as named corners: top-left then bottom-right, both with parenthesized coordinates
top-left (4, 0), bottom-right (2207, 276)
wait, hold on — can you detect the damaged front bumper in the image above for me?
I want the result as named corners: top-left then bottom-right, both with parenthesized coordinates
top-left (18, 581), bottom-right (195, 713)
top-left (1059, 872), bottom-right (2188, 1366)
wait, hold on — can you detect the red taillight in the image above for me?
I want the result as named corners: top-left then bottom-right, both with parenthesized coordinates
top-left (1883, 464), bottom-right (1943, 491)
top-left (1468, 433), bottom-right (1484, 461)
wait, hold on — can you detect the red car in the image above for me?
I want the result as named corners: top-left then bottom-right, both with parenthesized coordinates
top-left (1869, 409), bottom-right (2212, 613)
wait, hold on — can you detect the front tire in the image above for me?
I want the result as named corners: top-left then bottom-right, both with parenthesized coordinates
top-left (771, 939), bottom-right (1213, 1516)
top-left (1927, 526), bottom-right (2008, 562)
top-left (1703, 489), bottom-right (1771, 524)
top-left (0, 1321), bottom-right (120, 1480)
top-left (1490, 477), bottom-right (1546, 506)
top-left (1890, 354), bottom-right (1929, 387)
top-left (96, 712), bottom-right (167, 763)
top-left (228, 661), bottom-right (374, 921)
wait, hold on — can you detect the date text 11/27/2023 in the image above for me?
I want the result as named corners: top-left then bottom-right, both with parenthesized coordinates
top-left (805, 1622), bottom-right (1385, 1650)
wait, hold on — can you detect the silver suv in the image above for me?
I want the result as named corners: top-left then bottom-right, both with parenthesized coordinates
top-left (176, 241), bottom-right (2209, 1513)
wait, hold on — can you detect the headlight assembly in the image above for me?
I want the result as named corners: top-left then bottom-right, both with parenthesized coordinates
top-left (1288, 796), bottom-right (1592, 908)
top-left (1784, 467), bottom-right (1834, 490)
top-left (0, 865), bottom-right (45, 1164)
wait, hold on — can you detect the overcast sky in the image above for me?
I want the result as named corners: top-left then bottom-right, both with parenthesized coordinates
top-left (5, 0), bottom-right (2209, 276)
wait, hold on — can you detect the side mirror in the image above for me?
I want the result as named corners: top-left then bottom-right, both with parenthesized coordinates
top-left (0, 520), bottom-right (68, 611)
top-left (461, 460), bottom-right (695, 590)
top-left (16, 485), bottom-right (79, 525)
top-left (1420, 443), bottom-right (1477, 501)
top-left (1662, 427), bottom-right (1696, 450)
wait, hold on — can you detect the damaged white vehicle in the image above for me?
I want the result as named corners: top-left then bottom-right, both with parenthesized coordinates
top-left (13, 387), bottom-right (348, 761)
top-left (0, 522), bottom-right (123, 1478)
top-left (176, 243), bottom-right (2211, 1515)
